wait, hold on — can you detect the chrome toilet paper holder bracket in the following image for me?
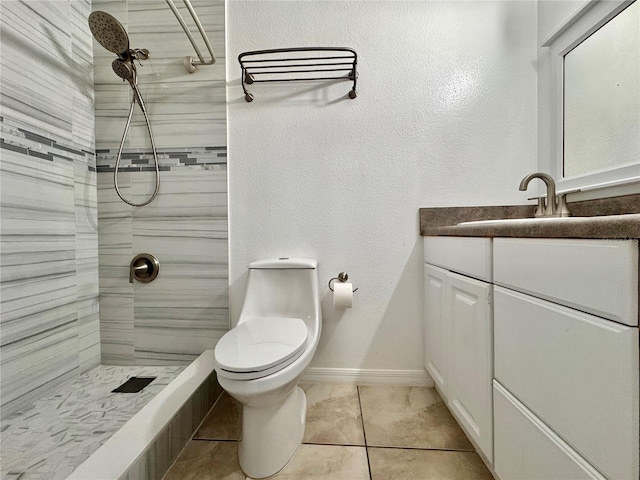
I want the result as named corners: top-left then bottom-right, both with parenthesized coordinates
top-left (328, 272), bottom-right (358, 292)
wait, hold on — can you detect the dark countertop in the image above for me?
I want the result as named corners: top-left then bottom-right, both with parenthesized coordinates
top-left (420, 193), bottom-right (640, 239)
top-left (421, 213), bottom-right (640, 239)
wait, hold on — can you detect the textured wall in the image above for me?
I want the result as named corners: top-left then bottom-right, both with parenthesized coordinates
top-left (227, 1), bottom-right (538, 373)
top-left (0, 0), bottom-right (99, 418)
top-left (93, 0), bottom-right (228, 365)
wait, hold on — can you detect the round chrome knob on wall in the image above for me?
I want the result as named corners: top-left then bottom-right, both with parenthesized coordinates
top-left (129, 253), bottom-right (160, 283)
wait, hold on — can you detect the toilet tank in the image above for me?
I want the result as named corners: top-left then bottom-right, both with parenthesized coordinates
top-left (240, 258), bottom-right (319, 325)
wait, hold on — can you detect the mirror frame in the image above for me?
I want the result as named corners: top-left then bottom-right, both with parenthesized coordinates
top-left (546, 0), bottom-right (639, 194)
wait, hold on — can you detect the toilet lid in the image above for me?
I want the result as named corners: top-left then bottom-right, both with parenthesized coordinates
top-left (215, 317), bottom-right (308, 376)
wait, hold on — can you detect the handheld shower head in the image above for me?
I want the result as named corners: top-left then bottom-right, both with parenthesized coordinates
top-left (112, 58), bottom-right (134, 81)
top-left (88, 11), bottom-right (158, 207)
top-left (88, 11), bottom-right (130, 56)
top-left (112, 59), bottom-right (146, 112)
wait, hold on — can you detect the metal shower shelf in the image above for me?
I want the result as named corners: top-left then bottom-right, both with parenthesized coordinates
top-left (238, 47), bottom-right (358, 102)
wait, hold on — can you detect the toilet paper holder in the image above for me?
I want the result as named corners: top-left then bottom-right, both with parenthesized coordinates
top-left (328, 272), bottom-right (358, 292)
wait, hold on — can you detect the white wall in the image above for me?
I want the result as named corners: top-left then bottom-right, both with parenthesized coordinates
top-left (227, 1), bottom-right (538, 374)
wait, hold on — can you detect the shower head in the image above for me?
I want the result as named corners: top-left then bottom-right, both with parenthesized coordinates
top-left (88, 11), bottom-right (129, 56)
top-left (112, 59), bottom-right (146, 112)
top-left (112, 58), bottom-right (134, 81)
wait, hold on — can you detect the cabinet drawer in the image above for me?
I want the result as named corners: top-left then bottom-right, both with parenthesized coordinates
top-left (494, 238), bottom-right (638, 325)
top-left (424, 237), bottom-right (492, 281)
top-left (494, 286), bottom-right (639, 480)
top-left (494, 381), bottom-right (605, 480)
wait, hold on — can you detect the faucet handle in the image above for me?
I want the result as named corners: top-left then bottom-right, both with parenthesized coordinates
top-left (556, 194), bottom-right (572, 218)
top-left (129, 253), bottom-right (160, 283)
top-left (533, 197), bottom-right (546, 218)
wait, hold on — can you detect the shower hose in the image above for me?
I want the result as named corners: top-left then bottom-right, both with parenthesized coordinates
top-left (114, 69), bottom-right (160, 207)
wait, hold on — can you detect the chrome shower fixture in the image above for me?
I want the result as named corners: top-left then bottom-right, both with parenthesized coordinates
top-left (88, 10), bottom-right (129, 55)
top-left (88, 11), bottom-right (160, 207)
top-left (88, 11), bottom-right (150, 87)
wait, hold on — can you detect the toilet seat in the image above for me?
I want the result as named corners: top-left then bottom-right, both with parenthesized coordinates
top-left (215, 317), bottom-right (308, 380)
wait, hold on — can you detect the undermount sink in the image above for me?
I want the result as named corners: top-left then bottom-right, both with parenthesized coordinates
top-left (457, 217), bottom-right (580, 227)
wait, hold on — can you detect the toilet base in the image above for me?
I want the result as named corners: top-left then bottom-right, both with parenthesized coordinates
top-left (238, 386), bottom-right (307, 479)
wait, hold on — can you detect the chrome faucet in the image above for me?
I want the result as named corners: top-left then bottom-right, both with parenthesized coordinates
top-left (519, 172), bottom-right (571, 218)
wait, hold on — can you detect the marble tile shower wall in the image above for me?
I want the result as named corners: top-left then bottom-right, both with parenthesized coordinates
top-left (0, 0), bottom-right (100, 418)
top-left (93, 0), bottom-right (228, 365)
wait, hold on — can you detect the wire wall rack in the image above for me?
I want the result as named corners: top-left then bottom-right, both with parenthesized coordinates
top-left (238, 47), bottom-right (358, 102)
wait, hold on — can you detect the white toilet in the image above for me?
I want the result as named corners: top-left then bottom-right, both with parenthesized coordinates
top-left (214, 258), bottom-right (322, 479)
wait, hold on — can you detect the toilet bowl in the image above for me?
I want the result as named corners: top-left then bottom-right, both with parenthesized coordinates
top-left (214, 258), bottom-right (322, 479)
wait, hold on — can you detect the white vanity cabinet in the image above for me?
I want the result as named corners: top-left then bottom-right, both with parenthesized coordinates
top-left (423, 237), bottom-right (493, 463)
top-left (492, 238), bottom-right (639, 480)
top-left (424, 235), bottom-right (639, 479)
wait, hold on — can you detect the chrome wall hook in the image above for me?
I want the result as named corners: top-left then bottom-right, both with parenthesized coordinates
top-left (328, 272), bottom-right (358, 292)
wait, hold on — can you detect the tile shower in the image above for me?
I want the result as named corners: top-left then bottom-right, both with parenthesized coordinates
top-left (0, 0), bottom-right (227, 477)
top-left (93, 0), bottom-right (229, 365)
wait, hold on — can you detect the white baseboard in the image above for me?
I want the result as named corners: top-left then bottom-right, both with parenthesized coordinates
top-left (301, 367), bottom-right (434, 387)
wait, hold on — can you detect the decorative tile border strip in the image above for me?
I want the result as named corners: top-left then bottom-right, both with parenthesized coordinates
top-left (0, 116), bottom-right (96, 171)
top-left (0, 117), bottom-right (226, 174)
top-left (95, 146), bottom-right (227, 172)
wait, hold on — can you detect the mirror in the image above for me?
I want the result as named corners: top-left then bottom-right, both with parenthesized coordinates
top-left (563, 0), bottom-right (639, 178)
top-left (547, 0), bottom-right (640, 193)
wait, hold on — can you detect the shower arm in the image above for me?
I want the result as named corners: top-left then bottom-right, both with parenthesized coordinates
top-left (165, 0), bottom-right (216, 73)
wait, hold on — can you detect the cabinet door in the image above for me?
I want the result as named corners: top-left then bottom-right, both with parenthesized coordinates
top-left (424, 264), bottom-right (449, 399)
top-left (447, 271), bottom-right (493, 462)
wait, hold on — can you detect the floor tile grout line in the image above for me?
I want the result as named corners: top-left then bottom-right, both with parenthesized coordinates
top-left (356, 385), bottom-right (373, 480)
top-left (192, 437), bottom-right (239, 443)
top-left (366, 444), bottom-right (478, 453)
top-left (302, 441), bottom-right (366, 447)
top-left (188, 439), bottom-right (476, 454)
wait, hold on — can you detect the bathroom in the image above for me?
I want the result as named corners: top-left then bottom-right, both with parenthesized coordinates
top-left (1, 0), bottom-right (638, 479)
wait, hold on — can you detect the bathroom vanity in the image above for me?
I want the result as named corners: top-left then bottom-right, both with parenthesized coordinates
top-left (421, 206), bottom-right (640, 480)
top-left (423, 237), bottom-right (493, 461)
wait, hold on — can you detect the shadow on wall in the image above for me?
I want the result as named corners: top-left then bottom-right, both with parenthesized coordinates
top-left (226, 76), bottom-right (355, 107)
top-left (360, 238), bottom-right (424, 370)
top-left (310, 238), bottom-right (425, 373)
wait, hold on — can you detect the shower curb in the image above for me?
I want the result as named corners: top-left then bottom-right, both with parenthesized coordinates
top-left (67, 350), bottom-right (221, 480)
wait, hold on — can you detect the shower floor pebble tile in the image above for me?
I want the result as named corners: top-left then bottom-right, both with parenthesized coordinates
top-left (1, 365), bottom-right (185, 480)
top-left (168, 384), bottom-right (494, 479)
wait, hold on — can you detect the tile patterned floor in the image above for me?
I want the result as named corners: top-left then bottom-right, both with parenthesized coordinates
top-left (163, 384), bottom-right (494, 480)
top-left (1, 365), bottom-right (185, 480)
